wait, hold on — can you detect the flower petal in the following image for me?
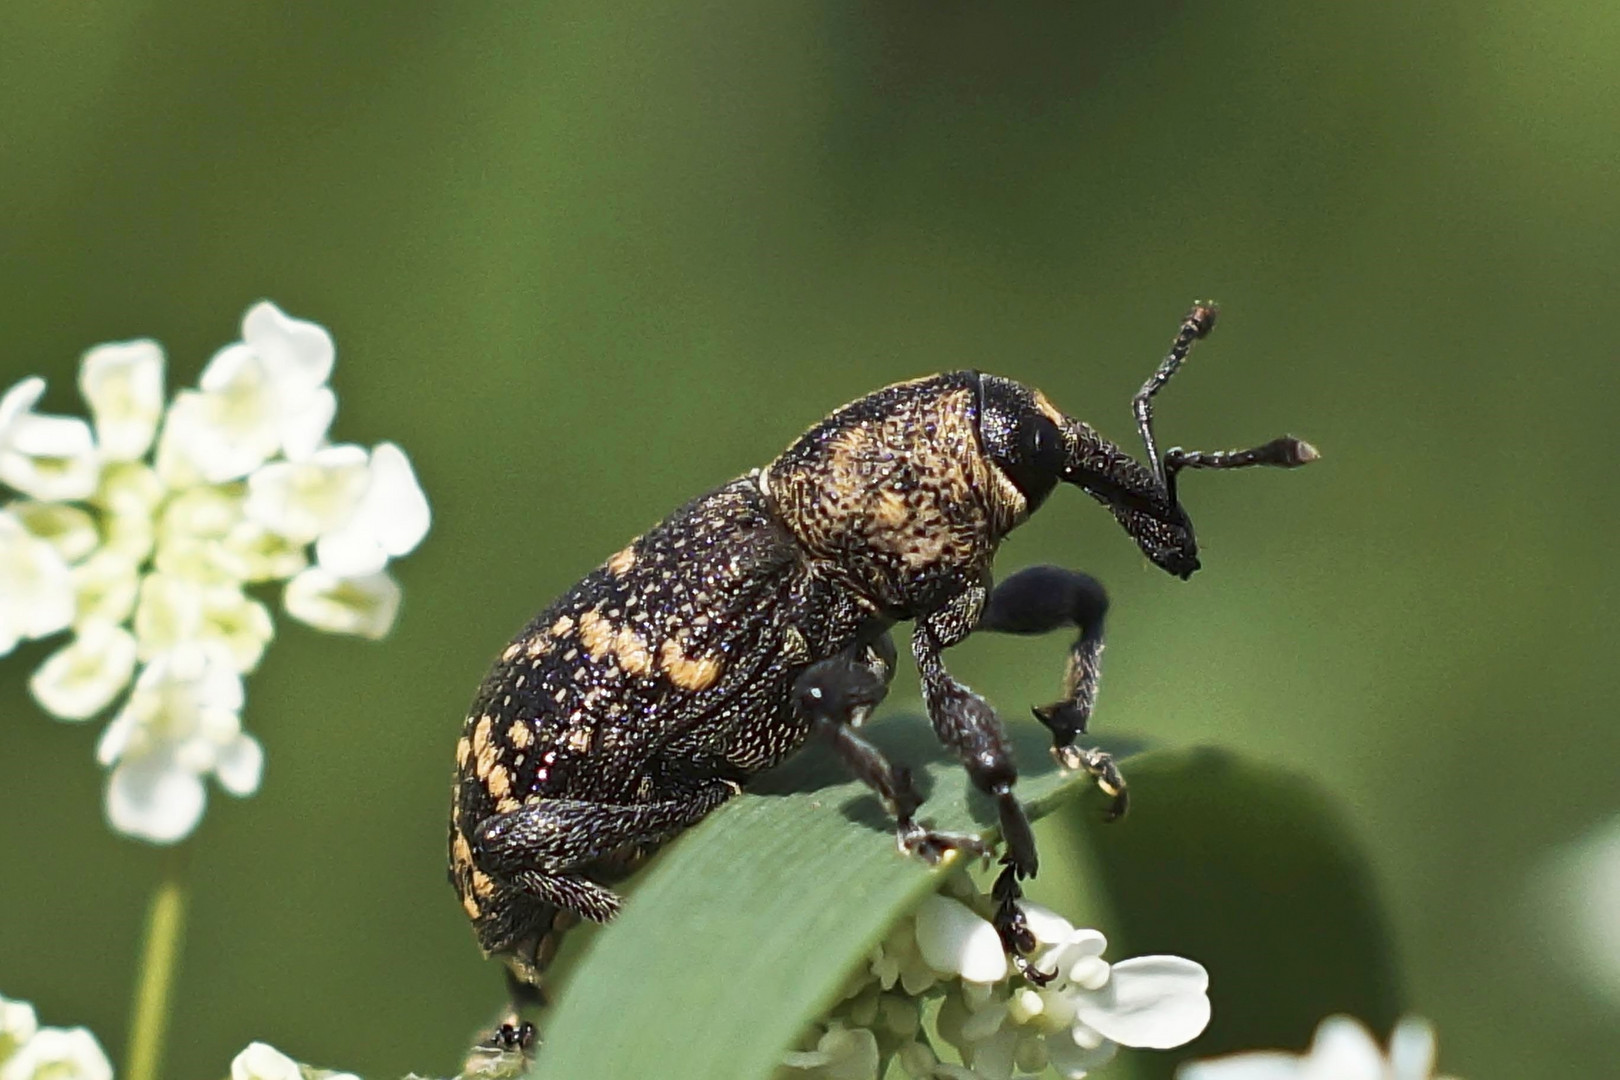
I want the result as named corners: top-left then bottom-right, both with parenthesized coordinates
top-left (215, 733), bottom-right (264, 797)
top-left (1388, 1017), bottom-right (1437, 1080)
top-left (278, 385), bottom-right (335, 461)
top-left (1300, 1016), bottom-right (1385, 1080)
top-left (0, 406), bottom-right (100, 501)
top-left (10, 501), bottom-right (99, 563)
top-left (0, 995), bottom-right (39, 1060)
top-left (29, 620), bottom-right (138, 721)
top-left (0, 511), bottom-right (75, 648)
top-left (80, 339), bottom-right (165, 460)
top-left (94, 460), bottom-right (166, 517)
top-left (245, 445), bottom-right (369, 543)
top-left (133, 573), bottom-right (205, 660)
top-left (1044, 1031), bottom-right (1117, 1079)
top-left (105, 752), bottom-right (207, 844)
top-left (197, 584), bottom-right (275, 673)
top-left (283, 567), bottom-right (401, 639)
top-left (69, 550), bottom-right (139, 626)
top-left (219, 519), bottom-right (309, 582)
top-left (314, 517), bottom-right (388, 577)
top-left (165, 364), bottom-right (283, 484)
top-left (914, 895), bottom-right (1010, 984)
top-left (1018, 901), bottom-right (1078, 949)
top-left (230, 1041), bottom-right (304, 1080)
top-left (241, 301), bottom-right (335, 392)
top-left (0, 377), bottom-right (46, 431)
top-left (1071, 955), bottom-right (1211, 1049)
top-left (7, 409), bottom-right (94, 457)
top-left (363, 442), bottom-right (430, 557)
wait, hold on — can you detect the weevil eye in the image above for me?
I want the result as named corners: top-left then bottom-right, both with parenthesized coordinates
top-left (978, 377), bottom-right (1066, 508)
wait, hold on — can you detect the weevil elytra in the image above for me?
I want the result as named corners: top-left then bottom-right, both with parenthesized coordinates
top-left (449, 303), bottom-right (1316, 1034)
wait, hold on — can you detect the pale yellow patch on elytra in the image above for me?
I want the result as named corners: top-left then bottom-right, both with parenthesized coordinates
top-left (606, 545), bottom-right (636, 575)
top-left (455, 832), bottom-right (483, 919)
top-left (487, 764), bottom-right (512, 800)
top-left (472, 715), bottom-right (500, 782)
top-left (508, 721), bottom-right (533, 749)
top-left (455, 735), bottom-right (471, 768)
top-left (613, 626), bottom-right (652, 676)
top-left (579, 609), bottom-right (613, 661)
top-left (551, 614), bottom-right (575, 637)
top-left (659, 639), bottom-right (723, 692)
top-left (566, 726), bottom-right (593, 753)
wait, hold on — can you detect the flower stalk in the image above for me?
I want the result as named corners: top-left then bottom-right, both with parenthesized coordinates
top-left (124, 846), bottom-right (189, 1080)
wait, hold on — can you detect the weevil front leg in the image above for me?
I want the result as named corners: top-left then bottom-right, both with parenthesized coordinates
top-left (980, 565), bottom-right (1128, 821)
top-left (793, 654), bottom-right (989, 864)
top-left (912, 587), bottom-right (1053, 983)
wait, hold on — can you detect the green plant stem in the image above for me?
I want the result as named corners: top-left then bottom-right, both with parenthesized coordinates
top-left (125, 845), bottom-right (190, 1080)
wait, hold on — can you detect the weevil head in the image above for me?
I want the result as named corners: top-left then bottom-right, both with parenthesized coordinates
top-left (977, 374), bottom-right (1202, 579)
top-left (976, 375), bottom-right (1068, 517)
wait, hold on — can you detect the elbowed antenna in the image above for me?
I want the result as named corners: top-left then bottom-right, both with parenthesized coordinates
top-left (1135, 302), bottom-right (1319, 508)
top-left (1133, 301), bottom-right (1220, 496)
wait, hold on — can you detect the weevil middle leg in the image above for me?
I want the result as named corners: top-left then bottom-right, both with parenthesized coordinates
top-left (793, 654), bottom-right (989, 864)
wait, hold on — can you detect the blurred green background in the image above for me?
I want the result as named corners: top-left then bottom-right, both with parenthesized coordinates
top-left (2, 2), bottom-right (1617, 1078)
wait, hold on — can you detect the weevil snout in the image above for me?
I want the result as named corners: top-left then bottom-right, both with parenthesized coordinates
top-left (1118, 503), bottom-right (1200, 580)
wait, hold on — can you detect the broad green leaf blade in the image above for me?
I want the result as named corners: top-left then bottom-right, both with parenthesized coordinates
top-left (1052, 747), bottom-right (1402, 1079)
top-left (529, 719), bottom-right (1127, 1080)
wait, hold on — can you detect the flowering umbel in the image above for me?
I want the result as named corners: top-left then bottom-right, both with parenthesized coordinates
top-left (779, 875), bottom-right (1212, 1080)
top-left (2, 302), bottom-right (430, 844)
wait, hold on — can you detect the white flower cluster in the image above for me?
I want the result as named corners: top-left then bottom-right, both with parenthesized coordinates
top-left (778, 877), bottom-right (1211, 1080)
top-left (1177, 1014), bottom-right (1459, 1080)
top-left (1, 302), bottom-right (430, 844)
top-left (231, 1041), bottom-right (359, 1080)
top-left (0, 994), bottom-right (112, 1080)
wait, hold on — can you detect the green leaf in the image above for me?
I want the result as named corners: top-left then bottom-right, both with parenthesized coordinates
top-left (1052, 747), bottom-right (1403, 1079)
top-left (529, 718), bottom-right (1125, 1080)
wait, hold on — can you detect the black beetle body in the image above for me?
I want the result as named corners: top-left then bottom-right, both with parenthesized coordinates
top-left (449, 304), bottom-right (1316, 1013)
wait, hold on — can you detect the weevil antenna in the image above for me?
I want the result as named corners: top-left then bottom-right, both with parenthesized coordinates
top-left (1132, 302), bottom-right (1219, 496)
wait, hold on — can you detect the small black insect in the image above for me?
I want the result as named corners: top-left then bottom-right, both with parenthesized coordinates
top-left (449, 303), bottom-right (1316, 1022)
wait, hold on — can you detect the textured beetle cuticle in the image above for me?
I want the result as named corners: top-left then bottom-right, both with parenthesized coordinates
top-left (448, 304), bottom-right (1316, 1038)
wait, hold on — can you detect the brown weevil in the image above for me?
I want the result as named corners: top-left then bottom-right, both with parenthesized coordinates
top-left (449, 303), bottom-right (1317, 1034)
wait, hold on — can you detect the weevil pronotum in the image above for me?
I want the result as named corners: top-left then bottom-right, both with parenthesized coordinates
top-left (449, 303), bottom-right (1316, 1043)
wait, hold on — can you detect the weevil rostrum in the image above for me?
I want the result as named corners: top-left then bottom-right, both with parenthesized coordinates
top-left (449, 304), bottom-right (1316, 1037)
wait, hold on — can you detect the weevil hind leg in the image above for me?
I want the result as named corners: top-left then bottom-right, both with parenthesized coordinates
top-left (472, 786), bottom-right (739, 919)
top-left (462, 783), bottom-right (741, 1059)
